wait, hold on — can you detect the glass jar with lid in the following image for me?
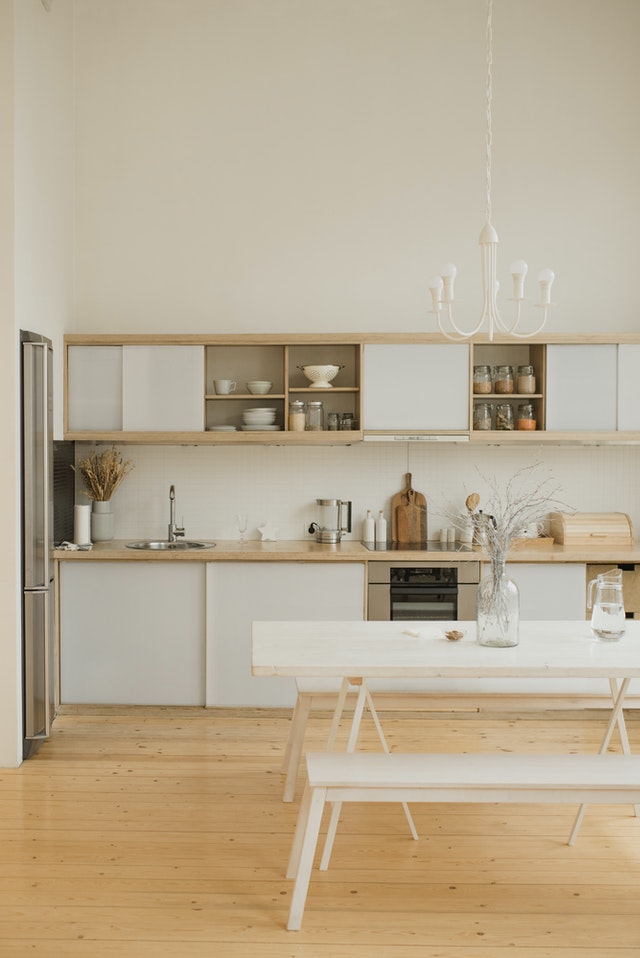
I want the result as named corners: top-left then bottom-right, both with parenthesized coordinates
top-left (305, 400), bottom-right (324, 431)
top-left (495, 402), bottom-right (515, 430)
top-left (473, 402), bottom-right (493, 431)
top-left (493, 365), bottom-right (514, 394)
top-left (339, 412), bottom-right (353, 430)
top-left (327, 412), bottom-right (340, 430)
top-left (288, 399), bottom-right (306, 432)
top-left (473, 365), bottom-right (492, 394)
top-left (516, 364), bottom-right (536, 394)
top-left (516, 402), bottom-right (537, 430)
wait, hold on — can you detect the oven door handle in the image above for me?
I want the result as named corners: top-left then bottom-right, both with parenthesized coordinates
top-left (390, 585), bottom-right (458, 595)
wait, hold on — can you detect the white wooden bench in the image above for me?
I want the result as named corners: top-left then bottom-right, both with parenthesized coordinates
top-left (285, 751), bottom-right (640, 931)
top-left (280, 676), bottom-right (638, 801)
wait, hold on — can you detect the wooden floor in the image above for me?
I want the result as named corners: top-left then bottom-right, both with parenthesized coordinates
top-left (1, 705), bottom-right (640, 957)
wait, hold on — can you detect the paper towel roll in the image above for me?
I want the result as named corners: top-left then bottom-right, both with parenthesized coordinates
top-left (74, 504), bottom-right (92, 545)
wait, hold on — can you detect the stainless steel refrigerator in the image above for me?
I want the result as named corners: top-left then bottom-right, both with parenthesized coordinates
top-left (21, 330), bottom-right (55, 759)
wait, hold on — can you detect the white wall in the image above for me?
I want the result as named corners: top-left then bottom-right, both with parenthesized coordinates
top-left (15, 0), bottom-right (74, 439)
top-left (0, 0), bottom-right (73, 767)
top-left (73, 0), bottom-right (640, 335)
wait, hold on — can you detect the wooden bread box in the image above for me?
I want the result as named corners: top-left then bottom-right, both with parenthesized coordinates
top-left (549, 512), bottom-right (633, 546)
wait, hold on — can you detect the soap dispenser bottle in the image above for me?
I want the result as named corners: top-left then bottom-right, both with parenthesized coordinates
top-left (375, 509), bottom-right (387, 544)
top-left (363, 510), bottom-right (375, 542)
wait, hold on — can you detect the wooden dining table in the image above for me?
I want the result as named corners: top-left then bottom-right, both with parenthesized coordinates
top-left (252, 619), bottom-right (640, 845)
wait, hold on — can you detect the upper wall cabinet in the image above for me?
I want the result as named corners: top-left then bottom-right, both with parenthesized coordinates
top-left (363, 343), bottom-right (470, 434)
top-left (122, 346), bottom-right (203, 431)
top-left (617, 344), bottom-right (640, 431)
top-left (65, 335), bottom-right (363, 444)
top-left (546, 344), bottom-right (617, 432)
top-left (65, 334), bottom-right (640, 445)
top-left (66, 344), bottom-right (204, 437)
top-left (67, 345), bottom-right (123, 431)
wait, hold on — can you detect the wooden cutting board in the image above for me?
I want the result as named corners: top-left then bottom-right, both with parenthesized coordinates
top-left (391, 473), bottom-right (427, 543)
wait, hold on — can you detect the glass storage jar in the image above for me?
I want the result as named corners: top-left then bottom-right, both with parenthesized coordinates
top-left (516, 402), bottom-right (536, 430)
top-left (305, 400), bottom-right (324, 431)
top-left (493, 365), bottom-right (514, 394)
top-left (473, 365), bottom-right (492, 394)
top-left (288, 400), bottom-right (306, 432)
top-left (339, 412), bottom-right (353, 430)
top-left (473, 402), bottom-right (493, 431)
top-left (495, 402), bottom-right (515, 430)
top-left (327, 412), bottom-right (340, 430)
top-left (516, 364), bottom-right (536, 393)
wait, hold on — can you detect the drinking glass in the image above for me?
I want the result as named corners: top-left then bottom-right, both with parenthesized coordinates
top-left (236, 514), bottom-right (248, 543)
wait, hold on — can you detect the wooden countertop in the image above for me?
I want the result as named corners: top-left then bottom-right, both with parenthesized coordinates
top-left (52, 539), bottom-right (640, 564)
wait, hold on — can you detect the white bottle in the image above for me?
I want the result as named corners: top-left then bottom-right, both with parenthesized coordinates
top-left (375, 509), bottom-right (387, 544)
top-left (363, 510), bottom-right (375, 542)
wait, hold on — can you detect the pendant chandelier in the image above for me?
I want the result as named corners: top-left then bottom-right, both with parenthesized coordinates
top-left (428, 0), bottom-right (555, 341)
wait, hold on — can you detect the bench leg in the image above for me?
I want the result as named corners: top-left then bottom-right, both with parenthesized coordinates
top-left (287, 786), bottom-right (327, 931)
top-left (282, 693), bottom-right (313, 802)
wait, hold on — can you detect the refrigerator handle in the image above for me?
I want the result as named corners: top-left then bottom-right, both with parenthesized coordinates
top-left (23, 341), bottom-right (51, 587)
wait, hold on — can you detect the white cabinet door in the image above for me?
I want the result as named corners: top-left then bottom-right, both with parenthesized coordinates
top-left (60, 562), bottom-right (206, 705)
top-left (504, 563), bottom-right (586, 619)
top-left (546, 344), bottom-right (617, 431)
top-left (617, 344), bottom-right (640, 431)
top-left (67, 346), bottom-right (123, 431)
top-left (122, 345), bottom-right (204, 431)
top-left (363, 344), bottom-right (469, 431)
top-left (207, 563), bottom-right (365, 707)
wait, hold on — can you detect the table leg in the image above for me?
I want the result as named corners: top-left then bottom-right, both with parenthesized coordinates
top-left (320, 680), bottom-right (418, 871)
top-left (567, 676), bottom-right (635, 845)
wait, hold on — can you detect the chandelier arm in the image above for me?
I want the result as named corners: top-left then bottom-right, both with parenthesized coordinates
top-left (436, 304), bottom-right (487, 342)
top-left (503, 307), bottom-right (550, 339)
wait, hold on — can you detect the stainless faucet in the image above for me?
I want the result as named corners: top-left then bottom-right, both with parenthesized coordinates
top-left (168, 485), bottom-right (185, 541)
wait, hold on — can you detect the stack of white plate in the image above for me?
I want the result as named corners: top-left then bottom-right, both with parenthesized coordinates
top-left (242, 407), bottom-right (280, 431)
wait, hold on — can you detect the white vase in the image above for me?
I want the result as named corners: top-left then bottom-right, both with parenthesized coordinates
top-left (91, 500), bottom-right (114, 542)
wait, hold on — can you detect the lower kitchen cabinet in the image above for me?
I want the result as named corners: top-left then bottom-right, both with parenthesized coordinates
top-left (60, 562), bottom-right (206, 705)
top-left (504, 562), bottom-right (586, 620)
top-left (206, 562), bottom-right (366, 707)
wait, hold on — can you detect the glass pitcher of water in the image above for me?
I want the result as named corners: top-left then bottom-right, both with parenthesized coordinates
top-left (587, 568), bottom-right (626, 641)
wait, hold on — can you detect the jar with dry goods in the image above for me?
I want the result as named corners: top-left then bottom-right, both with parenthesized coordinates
top-left (517, 364), bottom-right (536, 394)
top-left (473, 365), bottom-right (492, 394)
top-left (305, 400), bottom-right (324, 431)
top-left (494, 365), bottom-right (514, 394)
top-left (327, 412), bottom-right (340, 430)
top-left (288, 400), bottom-right (306, 432)
top-left (516, 402), bottom-right (536, 430)
top-left (473, 402), bottom-right (493, 431)
top-left (495, 402), bottom-right (515, 430)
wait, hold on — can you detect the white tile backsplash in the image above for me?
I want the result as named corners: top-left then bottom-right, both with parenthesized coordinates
top-left (74, 441), bottom-right (640, 543)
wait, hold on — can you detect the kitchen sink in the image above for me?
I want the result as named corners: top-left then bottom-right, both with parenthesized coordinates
top-left (126, 540), bottom-right (214, 551)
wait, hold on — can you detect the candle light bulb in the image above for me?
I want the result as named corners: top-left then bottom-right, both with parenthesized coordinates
top-left (428, 275), bottom-right (443, 312)
top-left (537, 268), bottom-right (555, 305)
top-left (440, 262), bottom-right (457, 303)
top-left (510, 259), bottom-right (528, 301)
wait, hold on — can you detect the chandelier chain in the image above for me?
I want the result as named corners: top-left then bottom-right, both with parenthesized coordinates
top-left (485, 0), bottom-right (493, 225)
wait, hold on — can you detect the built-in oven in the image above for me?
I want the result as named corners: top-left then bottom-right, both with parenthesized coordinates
top-left (367, 561), bottom-right (480, 621)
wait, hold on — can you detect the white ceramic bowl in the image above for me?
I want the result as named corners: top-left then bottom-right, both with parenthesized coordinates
top-left (243, 407), bottom-right (276, 425)
top-left (246, 381), bottom-right (272, 395)
top-left (299, 364), bottom-right (343, 388)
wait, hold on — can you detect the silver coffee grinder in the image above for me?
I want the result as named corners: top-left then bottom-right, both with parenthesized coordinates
top-left (309, 498), bottom-right (352, 543)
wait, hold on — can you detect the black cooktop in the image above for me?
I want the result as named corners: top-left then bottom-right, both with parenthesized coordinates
top-left (362, 540), bottom-right (475, 553)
